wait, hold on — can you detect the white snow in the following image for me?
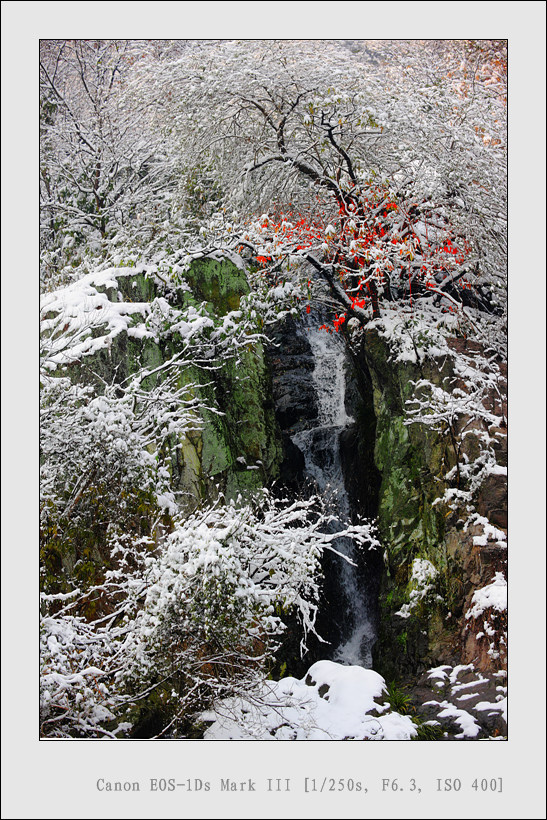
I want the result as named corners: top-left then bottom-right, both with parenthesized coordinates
top-left (396, 557), bottom-right (439, 618)
top-left (474, 697), bottom-right (507, 723)
top-left (465, 572), bottom-right (507, 620)
top-left (203, 660), bottom-right (417, 740)
top-left (427, 665), bottom-right (451, 681)
top-left (41, 267), bottom-right (152, 368)
top-left (472, 520), bottom-right (507, 547)
top-left (423, 699), bottom-right (481, 738)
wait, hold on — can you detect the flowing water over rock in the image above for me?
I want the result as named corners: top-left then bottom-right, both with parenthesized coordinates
top-left (292, 325), bottom-right (375, 667)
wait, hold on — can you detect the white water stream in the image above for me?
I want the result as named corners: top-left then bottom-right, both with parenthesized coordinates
top-left (292, 326), bottom-right (375, 667)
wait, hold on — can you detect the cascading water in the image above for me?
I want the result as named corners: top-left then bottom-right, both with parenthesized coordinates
top-left (291, 324), bottom-right (376, 667)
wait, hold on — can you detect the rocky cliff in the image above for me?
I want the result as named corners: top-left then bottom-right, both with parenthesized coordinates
top-left (356, 327), bottom-right (507, 682)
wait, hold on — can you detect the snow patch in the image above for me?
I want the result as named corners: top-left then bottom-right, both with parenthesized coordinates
top-left (203, 660), bottom-right (417, 740)
top-left (465, 573), bottom-right (507, 620)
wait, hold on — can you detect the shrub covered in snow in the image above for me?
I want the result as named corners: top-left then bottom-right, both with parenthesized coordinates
top-left (40, 491), bottom-right (379, 738)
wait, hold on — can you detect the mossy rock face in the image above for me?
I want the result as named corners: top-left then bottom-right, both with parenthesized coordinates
top-left (102, 269), bottom-right (158, 304)
top-left (200, 341), bottom-right (282, 501)
top-left (58, 258), bottom-right (281, 501)
top-left (358, 329), bottom-right (458, 676)
top-left (42, 256), bottom-right (283, 605)
top-left (183, 256), bottom-right (249, 315)
top-left (179, 257), bottom-right (282, 500)
top-left (363, 327), bottom-right (504, 677)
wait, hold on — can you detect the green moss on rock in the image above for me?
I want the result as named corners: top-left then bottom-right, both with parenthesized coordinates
top-left (183, 256), bottom-right (249, 315)
top-left (359, 328), bottom-right (458, 676)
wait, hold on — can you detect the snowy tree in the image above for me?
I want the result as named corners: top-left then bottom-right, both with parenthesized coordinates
top-left (38, 254), bottom-right (318, 737)
top-left (40, 40), bottom-right (179, 289)
top-left (141, 39), bottom-right (506, 333)
top-left (40, 39), bottom-right (507, 341)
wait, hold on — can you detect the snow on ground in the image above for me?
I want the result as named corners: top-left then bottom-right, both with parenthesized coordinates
top-left (202, 660), bottom-right (417, 740)
top-left (474, 697), bottom-right (507, 724)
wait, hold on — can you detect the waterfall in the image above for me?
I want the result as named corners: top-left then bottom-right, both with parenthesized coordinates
top-left (291, 325), bottom-right (375, 667)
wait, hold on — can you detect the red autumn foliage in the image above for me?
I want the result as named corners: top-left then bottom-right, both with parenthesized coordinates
top-left (245, 183), bottom-right (473, 332)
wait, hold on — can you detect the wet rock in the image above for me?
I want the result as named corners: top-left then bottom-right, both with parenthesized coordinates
top-left (266, 316), bottom-right (318, 433)
top-left (277, 432), bottom-right (306, 490)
